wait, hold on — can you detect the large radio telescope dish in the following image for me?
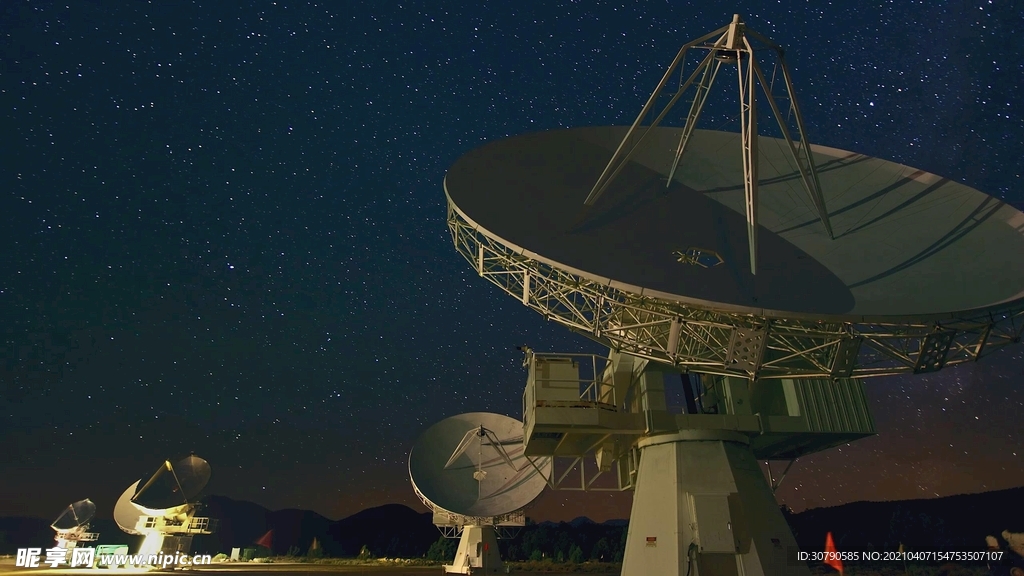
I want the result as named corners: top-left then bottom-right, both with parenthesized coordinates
top-left (409, 412), bottom-right (550, 523)
top-left (447, 127), bottom-right (1024, 318)
top-left (443, 13), bottom-right (1024, 576)
top-left (445, 127), bottom-right (1024, 378)
top-left (114, 454), bottom-right (213, 535)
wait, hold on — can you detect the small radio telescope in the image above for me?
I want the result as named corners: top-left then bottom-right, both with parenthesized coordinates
top-left (51, 499), bottom-right (99, 551)
top-left (409, 412), bottom-right (552, 575)
top-left (444, 14), bottom-right (1024, 576)
top-left (114, 454), bottom-right (217, 559)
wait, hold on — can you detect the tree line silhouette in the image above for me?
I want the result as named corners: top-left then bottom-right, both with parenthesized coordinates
top-left (425, 520), bottom-right (627, 564)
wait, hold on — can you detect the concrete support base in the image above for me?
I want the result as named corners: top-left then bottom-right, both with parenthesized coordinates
top-left (445, 525), bottom-right (502, 575)
top-left (621, 430), bottom-right (810, 576)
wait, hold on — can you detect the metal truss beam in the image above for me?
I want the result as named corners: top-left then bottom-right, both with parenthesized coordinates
top-left (413, 482), bottom-right (526, 527)
top-left (524, 452), bottom-right (638, 493)
top-left (449, 200), bottom-right (1024, 380)
top-left (764, 459), bottom-right (797, 494)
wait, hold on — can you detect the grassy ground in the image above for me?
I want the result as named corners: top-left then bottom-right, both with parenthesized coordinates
top-left (257, 557), bottom-right (439, 566)
top-left (503, 561), bottom-right (619, 573)
top-left (0, 554), bottom-right (997, 576)
top-left (257, 557), bottom-right (612, 570)
top-left (255, 557), bottom-right (994, 575)
top-left (257, 557), bottom-right (617, 572)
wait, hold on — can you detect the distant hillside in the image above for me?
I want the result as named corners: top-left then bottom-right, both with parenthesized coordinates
top-left (191, 497), bottom-right (434, 557)
top-left (785, 485), bottom-right (1024, 551)
top-left (324, 503), bottom-right (438, 558)
top-left (193, 495), bottom-right (335, 555)
top-left (2, 486), bottom-right (1022, 558)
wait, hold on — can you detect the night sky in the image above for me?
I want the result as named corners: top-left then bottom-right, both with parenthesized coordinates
top-left (2, 1), bottom-right (1023, 525)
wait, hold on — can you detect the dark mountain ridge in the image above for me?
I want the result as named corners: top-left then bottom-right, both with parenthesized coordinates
top-left (2, 486), bottom-right (1021, 559)
top-left (783, 485), bottom-right (1024, 551)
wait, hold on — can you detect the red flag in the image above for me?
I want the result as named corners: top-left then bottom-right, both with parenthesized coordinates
top-left (824, 532), bottom-right (843, 576)
top-left (255, 530), bottom-right (273, 549)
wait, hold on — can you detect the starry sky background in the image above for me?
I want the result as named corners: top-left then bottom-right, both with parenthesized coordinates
top-left (2, 0), bottom-right (1023, 524)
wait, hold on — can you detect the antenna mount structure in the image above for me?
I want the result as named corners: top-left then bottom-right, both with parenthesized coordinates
top-left (51, 499), bottom-right (100, 552)
top-left (410, 413), bottom-right (550, 575)
top-left (114, 455), bottom-right (218, 561)
top-left (442, 12), bottom-right (1024, 576)
top-left (586, 14), bottom-right (833, 275)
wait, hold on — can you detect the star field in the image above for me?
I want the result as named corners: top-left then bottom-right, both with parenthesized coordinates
top-left (1, 0), bottom-right (1022, 523)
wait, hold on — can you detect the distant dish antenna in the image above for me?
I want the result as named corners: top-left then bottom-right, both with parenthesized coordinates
top-left (409, 413), bottom-right (551, 575)
top-left (52, 499), bottom-right (99, 551)
top-left (113, 454), bottom-right (218, 559)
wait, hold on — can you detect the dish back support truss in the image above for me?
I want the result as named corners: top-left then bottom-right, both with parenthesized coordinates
top-left (524, 449), bottom-right (641, 493)
top-left (435, 525), bottom-right (523, 540)
top-left (448, 200), bottom-right (1024, 380)
top-left (412, 481), bottom-right (528, 529)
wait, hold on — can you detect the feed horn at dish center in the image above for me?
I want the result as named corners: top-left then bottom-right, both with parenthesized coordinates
top-left (442, 14), bottom-right (1024, 576)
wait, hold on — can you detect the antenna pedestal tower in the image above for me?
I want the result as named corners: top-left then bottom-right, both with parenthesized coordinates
top-left (624, 431), bottom-right (801, 576)
top-left (446, 525), bottom-right (502, 575)
top-left (520, 351), bottom-right (875, 576)
top-left (134, 513), bottom-right (216, 558)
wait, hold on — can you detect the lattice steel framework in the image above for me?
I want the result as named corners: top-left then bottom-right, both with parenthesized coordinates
top-left (412, 482), bottom-right (526, 528)
top-left (54, 530), bottom-right (99, 543)
top-left (522, 452), bottom-right (639, 492)
top-left (448, 198), bottom-right (1024, 380)
top-left (436, 525), bottom-right (521, 540)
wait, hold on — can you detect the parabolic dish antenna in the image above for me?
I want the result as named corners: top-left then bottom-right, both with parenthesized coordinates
top-left (446, 126), bottom-right (1024, 319)
top-left (113, 454), bottom-right (217, 557)
top-left (409, 412), bottom-right (549, 521)
top-left (52, 499), bottom-right (97, 531)
top-left (52, 499), bottom-right (100, 550)
top-left (132, 453), bottom-right (211, 510)
top-left (113, 480), bottom-right (149, 535)
top-left (446, 126), bottom-right (1024, 379)
top-left (114, 453), bottom-right (211, 535)
top-left (409, 412), bottom-right (551, 575)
